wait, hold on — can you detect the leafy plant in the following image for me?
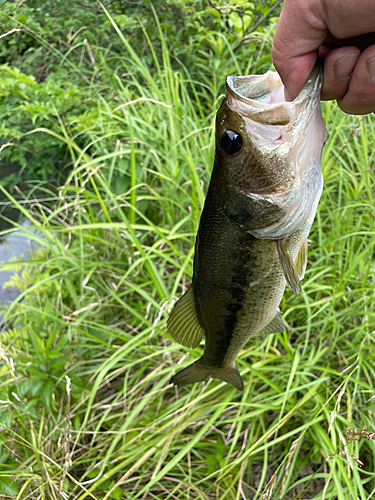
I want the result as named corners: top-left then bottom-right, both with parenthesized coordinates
top-left (0, 2), bottom-right (374, 500)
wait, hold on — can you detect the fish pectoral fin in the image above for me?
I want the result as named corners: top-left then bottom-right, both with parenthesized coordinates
top-left (260, 312), bottom-right (286, 335)
top-left (276, 239), bottom-right (302, 296)
top-left (294, 239), bottom-right (308, 280)
top-left (167, 286), bottom-right (205, 348)
top-left (171, 359), bottom-right (244, 391)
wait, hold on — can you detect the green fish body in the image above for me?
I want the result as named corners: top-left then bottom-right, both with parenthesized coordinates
top-left (168, 65), bottom-right (327, 391)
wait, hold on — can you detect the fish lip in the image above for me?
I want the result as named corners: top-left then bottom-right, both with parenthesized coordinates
top-left (226, 73), bottom-right (281, 107)
top-left (225, 63), bottom-right (323, 126)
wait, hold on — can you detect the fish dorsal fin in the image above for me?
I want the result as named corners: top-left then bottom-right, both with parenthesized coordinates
top-left (260, 312), bottom-right (286, 335)
top-left (276, 240), bottom-right (302, 296)
top-left (294, 239), bottom-right (308, 280)
top-left (167, 286), bottom-right (205, 348)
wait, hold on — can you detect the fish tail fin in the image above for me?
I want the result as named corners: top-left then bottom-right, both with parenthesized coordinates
top-left (171, 359), bottom-right (244, 391)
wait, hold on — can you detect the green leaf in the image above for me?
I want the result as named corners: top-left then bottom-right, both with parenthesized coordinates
top-left (206, 8), bottom-right (221, 18)
top-left (40, 379), bottom-right (54, 408)
top-left (0, 477), bottom-right (19, 496)
top-left (205, 455), bottom-right (217, 466)
top-left (110, 487), bottom-right (122, 499)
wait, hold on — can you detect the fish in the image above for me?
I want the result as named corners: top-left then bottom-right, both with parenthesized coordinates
top-left (167, 64), bottom-right (327, 391)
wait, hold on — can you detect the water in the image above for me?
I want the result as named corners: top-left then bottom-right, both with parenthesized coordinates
top-left (0, 160), bottom-right (32, 305)
top-left (0, 221), bottom-right (37, 304)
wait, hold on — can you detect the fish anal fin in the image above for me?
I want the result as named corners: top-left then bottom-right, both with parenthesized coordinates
top-left (171, 359), bottom-right (243, 391)
top-left (294, 239), bottom-right (308, 280)
top-left (277, 239), bottom-right (302, 296)
top-left (260, 312), bottom-right (286, 335)
top-left (167, 286), bottom-right (205, 349)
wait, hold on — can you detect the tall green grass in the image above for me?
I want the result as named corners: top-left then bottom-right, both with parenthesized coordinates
top-left (0, 10), bottom-right (375, 500)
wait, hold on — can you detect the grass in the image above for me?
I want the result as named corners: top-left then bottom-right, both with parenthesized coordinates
top-left (0, 9), bottom-right (375, 500)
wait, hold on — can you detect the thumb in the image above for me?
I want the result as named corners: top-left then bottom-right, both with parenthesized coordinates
top-left (272, 0), bottom-right (328, 99)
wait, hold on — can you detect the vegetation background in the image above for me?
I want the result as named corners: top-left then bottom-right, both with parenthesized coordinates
top-left (0, 1), bottom-right (374, 499)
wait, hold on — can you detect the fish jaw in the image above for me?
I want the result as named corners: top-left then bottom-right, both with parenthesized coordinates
top-left (221, 64), bottom-right (327, 239)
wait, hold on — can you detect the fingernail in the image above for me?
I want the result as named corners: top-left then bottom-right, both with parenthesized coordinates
top-left (366, 57), bottom-right (375, 82)
top-left (334, 54), bottom-right (358, 81)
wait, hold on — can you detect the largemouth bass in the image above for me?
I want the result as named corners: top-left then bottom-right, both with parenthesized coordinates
top-left (168, 65), bottom-right (327, 391)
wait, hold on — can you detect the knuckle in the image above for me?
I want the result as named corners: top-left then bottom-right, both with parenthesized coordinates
top-left (337, 97), bottom-right (375, 115)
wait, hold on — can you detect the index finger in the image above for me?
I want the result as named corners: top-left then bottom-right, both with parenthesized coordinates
top-left (272, 0), bottom-right (328, 99)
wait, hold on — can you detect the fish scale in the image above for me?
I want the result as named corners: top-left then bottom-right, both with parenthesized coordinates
top-left (167, 64), bottom-right (327, 391)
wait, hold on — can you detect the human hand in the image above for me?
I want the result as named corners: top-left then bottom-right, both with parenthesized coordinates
top-left (272, 0), bottom-right (375, 114)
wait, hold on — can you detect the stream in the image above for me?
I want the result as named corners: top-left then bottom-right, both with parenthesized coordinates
top-left (0, 221), bottom-right (36, 305)
top-left (0, 161), bottom-right (36, 307)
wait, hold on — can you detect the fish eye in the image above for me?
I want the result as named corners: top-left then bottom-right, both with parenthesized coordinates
top-left (220, 130), bottom-right (243, 155)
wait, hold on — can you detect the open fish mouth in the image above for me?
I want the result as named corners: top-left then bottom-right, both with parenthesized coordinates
top-left (225, 63), bottom-right (323, 127)
top-left (223, 63), bottom-right (328, 240)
